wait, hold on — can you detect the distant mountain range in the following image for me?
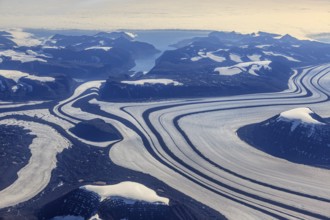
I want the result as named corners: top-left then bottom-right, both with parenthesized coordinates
top-left (1, 30), bottom-right (330, 101)
top-left (0, 30), bottom-right (159, 101)
top-left (100, 31), bottom-right (330, 101)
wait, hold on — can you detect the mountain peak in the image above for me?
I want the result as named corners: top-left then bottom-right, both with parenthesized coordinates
top-left (277, 107), bottom-right (325, 125)
top-left (238, 107), bottom-right (330, 169)
top-left (280, 34), bottom-right (298, 42)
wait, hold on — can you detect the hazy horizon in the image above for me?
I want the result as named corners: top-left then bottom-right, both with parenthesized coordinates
top-left (0, 0), bottom-right (329, 38)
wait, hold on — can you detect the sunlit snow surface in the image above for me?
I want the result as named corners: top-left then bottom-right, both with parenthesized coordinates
top-left (126, 32), bottom-right (137, 39)
top-left (278, 107), bottom-right (325, 124)
top-left (277, 107), bottom-right (326, 131)
top-left (263, 51), bottom-right (301, 62)
top-left (121, 79), bottom-right (183, 86)
top-left (247, 54), bottom-right (262, 62)
top-left (229, 53), bottom-right (243, 62)
top-left (3, 29), bottom-right (42, 47)
top-left (82, 181), bottom-right (169, 204)
top-left (0, 70), bottom-right (55, 83)
top-left (191, 51), bottom-right (226, 63)
top-left (215, 61), bottom-right (271, 76)
top-left (85, 46), bottom-right (112, 51)
top-left (0, 50), bottom-right (47, 63)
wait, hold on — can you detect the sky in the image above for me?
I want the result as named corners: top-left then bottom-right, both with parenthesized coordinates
top-left (0, 0), bottom-right (329, 38)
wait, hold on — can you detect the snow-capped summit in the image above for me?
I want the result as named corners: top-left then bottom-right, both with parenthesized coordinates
top-left (276, 107), bottom-right (326, 132)
top-left (82, 181), bottom-right (169, 204)
top-left (279, 34), bottom-right (299, 43)
top-left (277, 107), bottom-right (325, 125)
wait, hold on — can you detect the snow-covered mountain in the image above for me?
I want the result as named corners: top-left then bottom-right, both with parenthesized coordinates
top-left (38, 182), bottom-right (201, 220)
top-left (100, 31), bottom-right (330, 100)
top-left (0, 29), bottom-right (159, 101)
top-left (0, 69), bottom-right (72, 101)
top-left (2, 29), bottom-right (330, 101)
top-left (238, 107), bottom-right (330, 169)
top-left (46, 31), bottom-right (159, 59)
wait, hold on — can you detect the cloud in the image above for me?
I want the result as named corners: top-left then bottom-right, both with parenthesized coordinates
top-left (308, 33), bottom-right (330, 43)
top-left (0, 0), bottom-right (328, 38)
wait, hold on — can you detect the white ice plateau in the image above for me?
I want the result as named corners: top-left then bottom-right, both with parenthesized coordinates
top-left (121, 79), bottom-right (183, 86)
top-left (278, 107), bottom-right (325, 125)
top-left (82, 181), bottom-right (169, 204)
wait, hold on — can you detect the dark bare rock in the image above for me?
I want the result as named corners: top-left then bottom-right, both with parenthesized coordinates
top-left (69, 119), bottom-right (122, 142)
